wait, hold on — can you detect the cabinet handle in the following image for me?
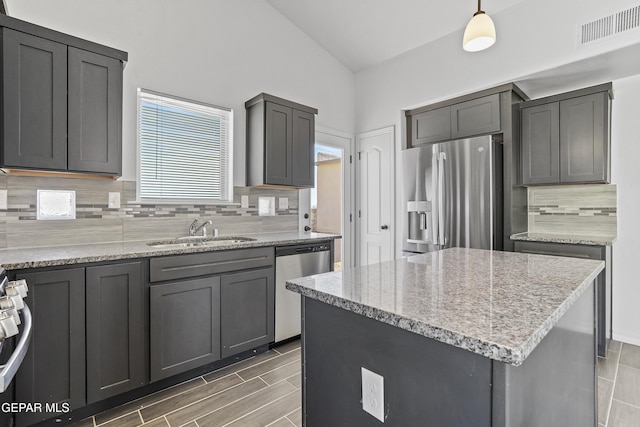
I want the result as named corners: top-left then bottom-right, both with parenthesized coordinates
top-left (381, 225), bottom-right (389, 230)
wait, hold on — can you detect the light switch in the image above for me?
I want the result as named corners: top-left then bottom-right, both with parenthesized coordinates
top-left (241, 195), bottom-right (249, 209)
top-left (108, 192), bottom-right (121, 209)
top-left (278, 197), bottom-right (289, 210)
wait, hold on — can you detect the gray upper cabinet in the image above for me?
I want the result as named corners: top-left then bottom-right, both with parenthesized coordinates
top-left (246, 93), bottom-right (317, 188)
top-left (1, 28), bottom-right (68, 170)
top-left (450, 94), bottom-right (501, 139)
top-left (86, 262), bottom-right (145, 403)
top-left (0, 15), bottom-right (126, 176)
top-left (68, 47), bottom-right (123, 175)
top-left (265, 102), bottom-right (293, 186)
top-left (560, 92), bottom-right (608, 183)
top-left (521, 84), bottom-right (611, 185)
top-left (411, 106), bottom-right (451, 146)
top-left (521, 102), bottom-right (560, 184)
top-left (406, 93), bottom-right (501, 148)
top-left (292, 109), bottom-right (315, 187)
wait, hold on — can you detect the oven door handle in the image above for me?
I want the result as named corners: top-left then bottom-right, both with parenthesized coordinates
top-left (0, 304), bottom-right (32, 393)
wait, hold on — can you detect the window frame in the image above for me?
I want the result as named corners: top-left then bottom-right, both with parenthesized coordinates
top-left (136, 88), bottom-right (234, 204)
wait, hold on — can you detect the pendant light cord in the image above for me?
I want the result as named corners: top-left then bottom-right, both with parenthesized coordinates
top-left (474, 0), bottom-right (484, 16)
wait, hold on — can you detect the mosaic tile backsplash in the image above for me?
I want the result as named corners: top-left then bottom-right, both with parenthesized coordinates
top-left (528, 184), bottom-right (617, 236)
top-left (0, 175), bottom-right (299, 249)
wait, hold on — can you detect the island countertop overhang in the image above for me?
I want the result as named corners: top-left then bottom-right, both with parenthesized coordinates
top-left (286, 247), bottom-right (604, 366)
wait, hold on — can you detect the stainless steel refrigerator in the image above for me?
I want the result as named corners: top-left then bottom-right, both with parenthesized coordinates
top-left (402, 136), bottom-right (503, 254)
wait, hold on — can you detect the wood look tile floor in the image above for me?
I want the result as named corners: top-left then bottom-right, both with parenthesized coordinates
top-left (73, 340), bottom-right (302, 427)
top-left (599, 341), bottom-right (640, 427)
top-left (73, 339), bottom-right (640, 427)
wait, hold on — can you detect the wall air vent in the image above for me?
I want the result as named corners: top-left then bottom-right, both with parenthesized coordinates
top-left (579, 5), bottom-right (640, 45)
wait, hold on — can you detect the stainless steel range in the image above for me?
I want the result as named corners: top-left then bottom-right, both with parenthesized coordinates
top-left (0, 269), bottom-right (32, 392)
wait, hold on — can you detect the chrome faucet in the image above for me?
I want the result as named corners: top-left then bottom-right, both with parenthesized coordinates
top-left (189, 218), bottom-right (215, 237)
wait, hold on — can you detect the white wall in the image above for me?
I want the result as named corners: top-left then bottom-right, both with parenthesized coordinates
top-left (610, 74), bottom-right (640, 345)
top-left (6, 0), bottom-right (355, 182)
top-left (354, 0), bottom-right (640, 344)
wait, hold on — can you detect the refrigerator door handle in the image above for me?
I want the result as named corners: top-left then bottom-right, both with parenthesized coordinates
top-left (437, 152), bottom-right (446, 247)
top-left (430, 153), bottom-right (439, 244)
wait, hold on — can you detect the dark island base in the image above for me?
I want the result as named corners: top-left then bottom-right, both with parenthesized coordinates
top-left (301, 282), bottom-right (596, 427)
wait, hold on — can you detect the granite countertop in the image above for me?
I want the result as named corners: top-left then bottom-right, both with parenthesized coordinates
top-left (286, 247), bottom-right (604, 366)
top-left (0, 232), bottom-right (339, 270)
top-left (510, 231), bottom-right (616, 246)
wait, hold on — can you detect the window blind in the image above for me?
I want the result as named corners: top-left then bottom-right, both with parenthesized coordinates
top-left (138, 89), bottom-right (233, 202)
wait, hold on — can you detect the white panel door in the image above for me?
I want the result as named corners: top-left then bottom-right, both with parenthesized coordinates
top-left (357, 127), bottom-right (394, 266)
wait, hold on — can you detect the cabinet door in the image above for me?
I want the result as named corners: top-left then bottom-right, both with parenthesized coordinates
top-left (14, 268), bottom-right (85, 427)
top-left (221, 267), bottom-right (274, 358)
top-left (292, 109), bottom-right (315, 187)
top-left (450, 94), bottom-right (501, 139)
top-left (2, 28), bottom-right (67, 170)
top-left (265, 102), bottom-right (293, 185)
top-left (521, 103), bottom-right (560, 185)
top-left (560, 92), bottom-right (608, 183)
top-left (411, 106), bottom-right (451, 146)
top-left (68, 47), bottom-right (123, 175)
top-left (150, 277), bottom-right (221, 381)
top-left (86, 262), bottom-right (145, 403)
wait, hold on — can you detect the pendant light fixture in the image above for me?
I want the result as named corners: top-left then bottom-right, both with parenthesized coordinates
top-left (463, 0), bottom-right (496, 52)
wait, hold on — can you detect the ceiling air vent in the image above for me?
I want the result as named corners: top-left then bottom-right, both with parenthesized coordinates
top-left (579, 4), bottom-right (640, 45)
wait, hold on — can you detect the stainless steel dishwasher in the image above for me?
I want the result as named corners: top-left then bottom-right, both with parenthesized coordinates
top-left (275, 242), bottom-right (332, 343)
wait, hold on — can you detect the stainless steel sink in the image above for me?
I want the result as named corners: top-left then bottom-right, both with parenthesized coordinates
top-left (146, 236), bottom-right (256, 249)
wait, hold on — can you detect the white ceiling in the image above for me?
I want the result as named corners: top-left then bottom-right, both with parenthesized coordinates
top-left (266, 0), bottom-right (530, 72)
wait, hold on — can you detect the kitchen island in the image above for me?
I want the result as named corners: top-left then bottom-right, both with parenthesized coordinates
top-left (286, 248), bottom-right (604, 426)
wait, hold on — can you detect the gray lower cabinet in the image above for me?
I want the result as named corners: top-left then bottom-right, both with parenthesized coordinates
top-left (150, 277), bottom-right (221, 382)
top-left (149, 247), bottom-right (275, 378)
top-left (220, 267), bottom-right (275, 358)
top-left (1, 28), bottom-right (68, 171)
top-left (14, 268), bottom-right (86, 427)
top-left (521, 84), bottom-right (611, 185)
top-left (86, 262), bottom-right (145, 403)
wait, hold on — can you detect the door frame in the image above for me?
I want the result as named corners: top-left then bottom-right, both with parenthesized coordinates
top-left (298, 126), bottom-right (355, 269)
top-left (356, 126), bottom-right (395, 266)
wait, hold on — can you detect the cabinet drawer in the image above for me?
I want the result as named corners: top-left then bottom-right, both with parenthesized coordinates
top-left (514, 241), bottom-right (604, 259)
top-left (150, 247), bottom-right (274, 282)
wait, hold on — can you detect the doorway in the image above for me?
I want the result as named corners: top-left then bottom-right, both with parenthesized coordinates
top-left (308, 128), bottom-right (353, 270)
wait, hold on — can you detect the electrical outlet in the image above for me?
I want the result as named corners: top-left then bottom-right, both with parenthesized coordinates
top-left (108, 192), bottom-right (121, 209)
top-left (361, 367), bottom-right (384, 422)
top-left (241, 195), bottom-right (249, 209)
top-left (0, 189), bottom-right (7, 210)
top-left (278, 197), bottom-right (288, 210)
